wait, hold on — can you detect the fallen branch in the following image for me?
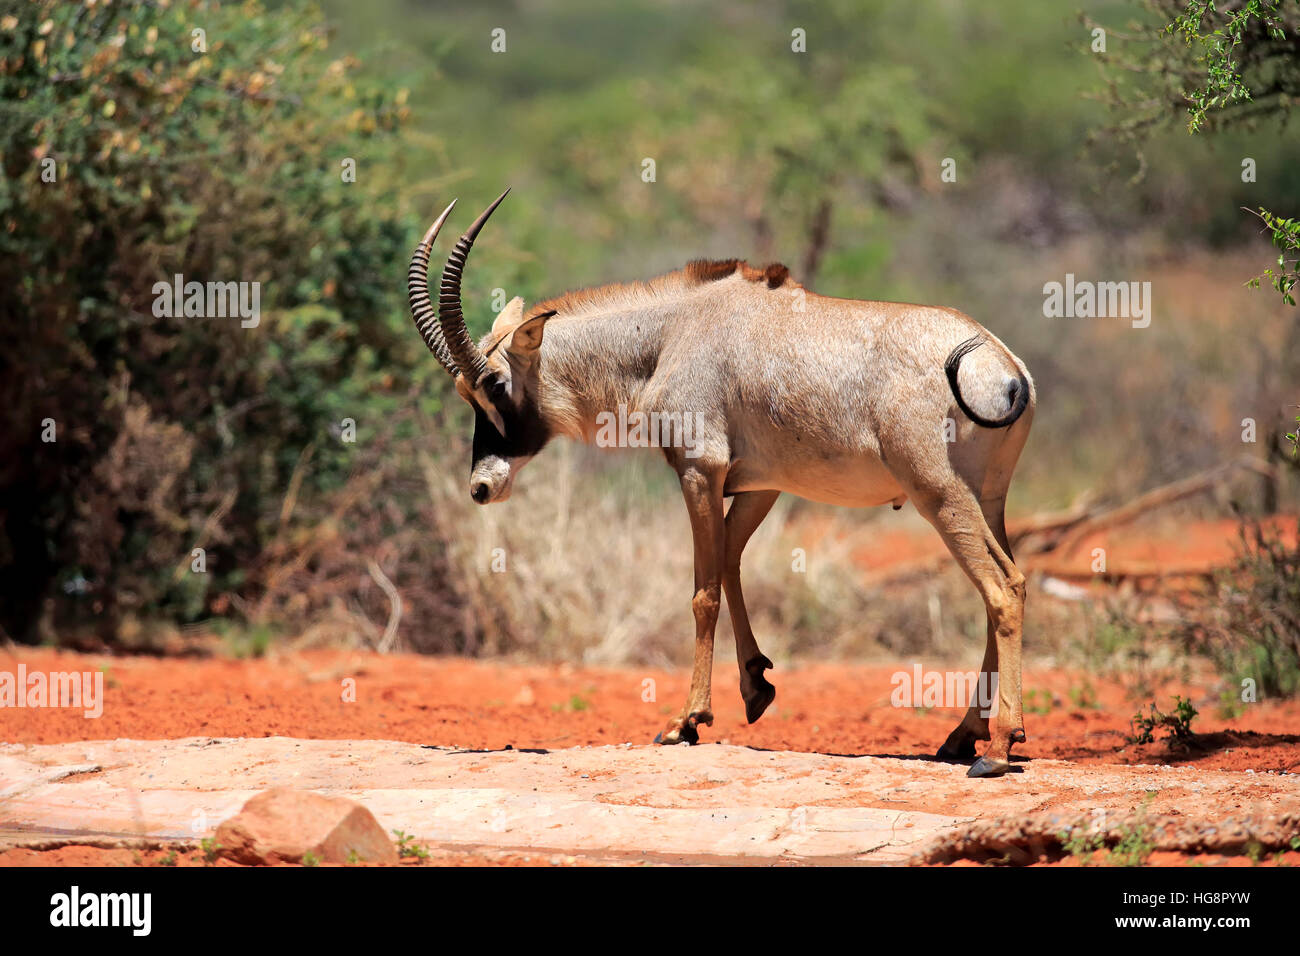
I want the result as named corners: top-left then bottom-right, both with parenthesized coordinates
top-left (1048, 456), bottom-right (1277, 558)
top-left (1007, 495), bottom-right (1096, 552)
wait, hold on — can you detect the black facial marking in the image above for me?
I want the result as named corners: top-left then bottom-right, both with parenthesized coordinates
top-left (485, 375), bottom-right (508, 404)
top-left (470, 389), bottom-right (552, 470)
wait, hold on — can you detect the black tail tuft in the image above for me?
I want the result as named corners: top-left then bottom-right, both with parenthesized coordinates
top-left (944, 335), bottom-right (1029, 429)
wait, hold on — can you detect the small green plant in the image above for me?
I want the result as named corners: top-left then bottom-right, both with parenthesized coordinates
top-left (1127, 695), bottom-right (1198, 746)
top-left (392, 830), bottom-right (429, 860)
top-left (1076, 604), bottom-right (1156, 694)
top-left (1216, 688), bottom-right (1246, 720)
top-left (302, 850), bottom-right (321, 867)
top-left (1107, 797), bottom-right (1158, 867)
top-left (551, 694), bottom-right (590, 713)
top-left (1059, 826), bottom-right (1107, 866)
top-left (1024, 689), bottom-right (1055, 715)
top-left (217, 622), bottom-right (275, 659)
top-left (346, 849), bottom-right (362, 864)
top-left (1285, 405), bottom-right (1300, 458)
top-left (1059, 794), bottom-right (1159, 867)
top-left (1068, 680), bottom-right (1100, 710)
top-left (200, 837), bottom-right (222, 865)
top-left (1172, 696), bottom-right (1198, 736)
top-left (158, 850), bottom-right (178, 867)
top-left (1129, 709), bottom-right (1157, 745)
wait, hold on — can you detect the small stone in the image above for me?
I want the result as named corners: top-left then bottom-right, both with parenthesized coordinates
top-left (214, 787), bottom-right (398, 865)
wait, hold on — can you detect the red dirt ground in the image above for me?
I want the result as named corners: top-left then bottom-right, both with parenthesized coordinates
top-left (2, 648), bottom-right (1296, 771)
top-left (1029, 515), bottom-right (1300, 578)
top-left (841, 514), bottom-right (1300, 580)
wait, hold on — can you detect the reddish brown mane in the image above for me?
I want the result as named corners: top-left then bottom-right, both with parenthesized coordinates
top-left (525, 258), bottom-right (795, 322)
top-left (685, 258), bottom-right (790, 289)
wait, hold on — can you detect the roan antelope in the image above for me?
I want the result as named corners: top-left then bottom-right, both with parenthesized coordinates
top-left (409, 191), bottom-right (1035, 777)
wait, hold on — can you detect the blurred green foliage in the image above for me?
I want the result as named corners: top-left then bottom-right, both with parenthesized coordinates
top-left (1088, 0), bottom-right (1300, 302)
top-left (329, 0), bottom-right (1299, 501)
top-left (0, 0), bottom-right (446, 640)
top-left (323, 0), bottom-right (1299, 302)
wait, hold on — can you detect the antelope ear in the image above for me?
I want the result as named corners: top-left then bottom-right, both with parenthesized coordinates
top-left (491, 296), bottom-right (526, 336)
top-left (507, 309), bottom-right (556, 355)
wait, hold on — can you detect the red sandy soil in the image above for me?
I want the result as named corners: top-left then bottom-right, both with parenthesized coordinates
top-left (2, 648), bottom-right (1296, 771)
top-left (1031, 515), bottom-right (1300, 578)
top-left (840, 514), bottom-right (1300, 579)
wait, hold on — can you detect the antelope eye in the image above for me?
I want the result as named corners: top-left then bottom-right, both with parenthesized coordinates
top-left (486, 377), bottom-right (508, 402)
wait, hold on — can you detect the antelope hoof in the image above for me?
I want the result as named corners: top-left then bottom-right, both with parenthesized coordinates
top-left (936, 735), bottom-right (977, 761)
top-left (654, 710), bottom-right (712, 746)
top-left (741, 654), bottom-right (776, 724)
top-left (937, 722), bottom-right (988, 760)
top-left (966, 755), bottom-right (1011, 778)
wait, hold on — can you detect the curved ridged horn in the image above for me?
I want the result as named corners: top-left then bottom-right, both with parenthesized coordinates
top-left (407, 199), bottom-right (460, 377)
top-left (438, 188), bottom-right (510, 386)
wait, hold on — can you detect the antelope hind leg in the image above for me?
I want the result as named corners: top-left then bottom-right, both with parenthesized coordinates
top-left (723, 490), bottom-right (780, 723)
top-left (914, 490), bottom-right (1027, 778)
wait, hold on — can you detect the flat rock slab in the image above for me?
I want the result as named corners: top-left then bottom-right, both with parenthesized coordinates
top-left (1, 738), bottom-right (1296, 864)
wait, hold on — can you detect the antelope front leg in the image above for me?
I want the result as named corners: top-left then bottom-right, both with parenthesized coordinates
top-left (655, 466), bottom-right (726, 745)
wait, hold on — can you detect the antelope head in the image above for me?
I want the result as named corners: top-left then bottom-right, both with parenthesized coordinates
top-left (407, 190), bottom-right (557, 504)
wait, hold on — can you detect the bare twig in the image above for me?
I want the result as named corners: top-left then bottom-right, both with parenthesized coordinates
top-left (365, 557), bottom-right (403, 654)
top-left (172, 488), bottom-right (237, 583)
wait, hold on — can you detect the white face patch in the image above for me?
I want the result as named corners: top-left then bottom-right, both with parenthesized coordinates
top-left (470, 454), bottom-right (532, 503)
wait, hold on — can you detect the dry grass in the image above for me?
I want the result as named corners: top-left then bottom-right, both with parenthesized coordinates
top-left (424, 442), bottom-right (690, 665)
top-left (421, 440), bottom-right (992, 667)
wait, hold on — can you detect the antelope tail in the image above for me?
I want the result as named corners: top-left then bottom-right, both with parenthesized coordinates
top-left (944, 335), bottom-right (1029, 429)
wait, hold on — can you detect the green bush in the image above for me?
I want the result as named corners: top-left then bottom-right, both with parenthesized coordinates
top-left (1180, 520), bottom-right (1300, 697)
top-left (0, 0), bottom-right (446, 642)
